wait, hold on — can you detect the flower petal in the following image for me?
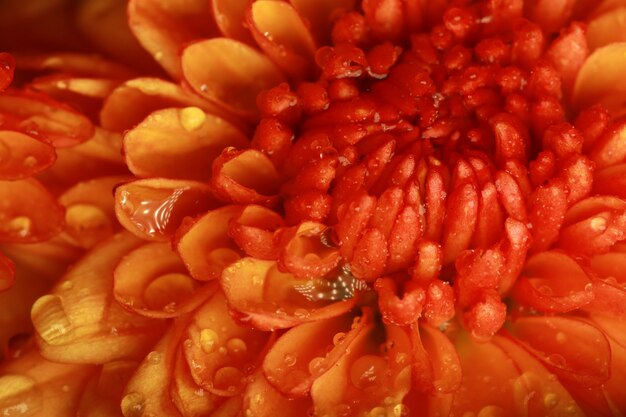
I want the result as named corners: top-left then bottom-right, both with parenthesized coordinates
top-left (127, 0), bottom-right (218, 78)
top-left (410, 324), bottom-right (461, 394)
top-left (279, 222), bottom-right (341, 280)
top-left (0, 179), bottom-right (65, 243)
top-left (0, 130), bottom-right (56, 180)
top-left (182, 291), bottom-right (270, 396)
top-left (171, 349), bottom-right (224, 417)
top-left (526, 0), bottom-right (575, 34)
top-left (100, 77), bottom-right (233, 132)
top-left (243, 370), bottom-right (311, 417)
top-left (181, 38), bottom-right (285, 117)
top-left (289, 0), bottom-right (357, 44)
top-left (115, 178), bottom-right (217, 241)
top-left (0, 90), bottom-right (94, 147)
top-left (124, 107), bottom-right (249, 180)
top-left (212, 0), bottom-right (254, 43)
top-left (228, 204), bottom-right (285, 260)
top-left (31, 233), bottom-right (165, 363)
top-left (77, 360), bottom-right (138, 417)
top-left (221, 258), bottom-right (358, 330)
top-left (587, 6), bottom-right (626, 50)
top-left (0, 252), bottom-right (15, 292)
top-left (247, 0), bottom-right (317, 80)
top-left (507, 316), bottom-right (611, 387)
top-left (114, 242), bottom-right (218, 318)
top-left (0, 53), bottom-right (15, 92)
top-left (594, 163), bottom-right (626, 199)
top-left (572, 42), bottom-right (626, 115)
top-left (59, 175), bottom-right (130, 249)
top-left (512, 251), bottom-right (594, 313)
top-left (175, 206), bottom-right (243, 281)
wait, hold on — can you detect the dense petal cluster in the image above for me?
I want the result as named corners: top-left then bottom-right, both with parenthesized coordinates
top-left (3, 0), bottom-right (626, 416)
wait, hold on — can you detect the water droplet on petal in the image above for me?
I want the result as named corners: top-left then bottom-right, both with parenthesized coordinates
top-left (179, 107), bottom-right (206, 131)
top-left (544, 393), bottom-right (558, 409)
top-left (283, 353), bottom-right (297, 367)
top-left (350, 355), bottom-right (387, 390)
top-left (5, 217), bottom-right (32, 238)
top-left (213, 367), bottom-right (245, 392)
top-left (121, 392), bottom-right (145, 417)
top-left (146, 351), bottom-right (161, 365)
top-left (226, 338), bottom-right (247, 356)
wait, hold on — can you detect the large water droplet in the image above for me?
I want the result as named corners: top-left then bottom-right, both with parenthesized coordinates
top-left (350, 355), bottom-right (387, 390)
top-left (213, 367), bottom-right (245, 392)
top-left (226, 338), bottom-right (247, 356)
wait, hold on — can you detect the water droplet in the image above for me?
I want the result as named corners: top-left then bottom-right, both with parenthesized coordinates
top-left (213, 367), bottom-right (245, 392)
top-left (308, 357), bottom-right (326, 375)
top-left (544, 393), bottom-right (558, 409)
top-left (121, 392), bottom-right (145, 417)
top-left (226, 338), bottom-right (247, 356)
top-left (60, 281), bottom-right (73, 291)
top-left (179, 107), bottom-right (206, 131)
top-left (60, 385), bottom-right (70, 393)
top-left (590, 216), bottom-right (607, 232)
top-left (294, 308), bottom-right (310, 319)
top-left (555, 332), bottom-right (566, 343)
top-left (5, 216), bottom-right (32, 238)
top-left (477, 405), bottom-right (505, 417)
top-left (335, 403), bottom-right (352, 417)
top-left (199, 328), bottom-right (219, 353)
top-left (283, 353), bottom-right (297, 367)
top-left (332, 332), bottom-right (346, 346)
top-left (22, 156), bottom-right (37, 168)
top-left (146, 351), bottom-right (161, 365)
top-left (0, 374), bottom-right (42, 416)
top-left (154, 51), bottom-right (164, 61)
top-left (350, 355), bottom-right (387, 390)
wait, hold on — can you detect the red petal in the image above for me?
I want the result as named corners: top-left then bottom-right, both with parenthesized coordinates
top-left (228, 205), bottom-right (284, 260)
top-left (512, 251), bottom-right (594, 313)
top-left (290, 0), bottom-right (357, 44)
top-left (182, 291), bottom-right (270, 396)
top-left (174, 205), bottom-right (242, 281)
top-left (545, 23), bottom-right (588, 93)
top-left (182, 38), bottom-right (285, 117)
top-left (589, 120), bottom-right (626, 169)
top-left (14, 52), bottom-right (136, 79)
top-left (410, 324), bottom-right (461, 394)
top-left (247, 1), bottom-right (317, 80)
top-left (0, 53), bottom-right (15, 92)
top-left (442, 182), bottom-right (478, 264)
top-left (115, 178), bottom-right (216, 241)
top-left (587, 6), bottom-right (626, 50)
top-left (527, 180), bottom-right (568, 253)
top-left (0, 251), bottom-right (15, 292)
top-left (221, 258), bottom-right (358, 330)
top-left (507, 316), bottom-right (611, 387)
top-left (527, 0), bottom-right (575, 33)
top-left (0, 130), bottom-right (56, 180)
top-left (124, 107), bottom-right (248, 181)
top-left (0, 179), bottom-right (65, 243)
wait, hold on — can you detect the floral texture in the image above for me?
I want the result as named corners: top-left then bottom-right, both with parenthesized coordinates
top-left (2, 0), bottom-right (626, 416)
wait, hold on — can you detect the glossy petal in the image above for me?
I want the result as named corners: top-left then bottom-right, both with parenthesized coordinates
top-left (279, 222), bottom-right (341, 280)
top-left (0, 53), bottom-right (15, 92)
top-left (0, 179), bottom-right (65, 243)
top-left (0, 130), bottom-right (56, 180)
top-left (124, 107), bottom-right (249, 180)
top-left (181, 38), bottom-right (285, 117)
top-left (212, 0), bottom-right (254, 43)
top-left (174, 206), bottom-right (243, 281)
top-left (115, 178), bottom-right (217, 241)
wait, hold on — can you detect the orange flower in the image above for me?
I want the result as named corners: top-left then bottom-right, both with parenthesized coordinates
top-left (3, 0), bottom-right (626, 416)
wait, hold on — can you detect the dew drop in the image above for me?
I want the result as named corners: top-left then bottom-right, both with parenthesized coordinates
top-left (555, 332), bottom-right (566, 344)
top-left (213, 367), bottom-right (245, 392)
top-left (544, 393), bottom-right (558, 409)
top-left (308, 357), bottom-right (326, 375)
top-left (179, 107), bottom-right (206, 131)
top-left (590, 216), bottom-right (607, 232)
top-left (146, 351), bottom-right (161, 365)
top-left (350, 355), bottom-right (387, 390)
top-left (5, 216), bottom-right (32, 238)
top-left (283, 353), bottom-right (297, 367)
top-left (226, 338), bottom-right (247, 356)
top-left (121, 392), bottom-right (145, 417)
top-left (332, 332), bottom-right (346, 346)
top-left (22, 156), bottom-right (37, 168)
top-left (199, 328), bottom-right (219, 353)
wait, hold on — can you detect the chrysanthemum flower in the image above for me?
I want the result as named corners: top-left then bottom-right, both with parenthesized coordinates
top-left (3, 0), bottom-right (626, 415)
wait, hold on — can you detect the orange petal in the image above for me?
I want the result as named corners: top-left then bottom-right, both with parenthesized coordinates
top-left (243, 370), bottom-right (311, 417)
top-left (124, 106), bottom-right (249, 180)
top-left (115, 178), bottom-right (217, 241)
top-left (75, 0), bottom-right (161, 73)
top-left (0, 53), bottom-right (15, 92)
top-left (181, 38), bottom-right (285, 117)
top-left (507, 316), bottom-right (611, 387)
top-left (228, 204), bottom-right (285, 260)
top-left (512, 251), bottom-right (594, 313)
top-left (410, 324), bottom-right (461, 394)
top-left (171, 349), bottom-right (224, 416)
top-left (58, 175), bottom-right (130, 249)
top-left (221, 258), bottom-right (358, 330)
top-left (247, 1), bottom-right (317, 80)
top-left (587, 6), bottom-right (626, 50)
top-left (211, 148), bottom-right (281, 206)
top-left (31, 232), bottom-right (166, 363)
top-left (492, 335), bottom-right (584, 416)
top-left (114, 242), bottom-right (218, 318)
top-left (77, 360), bottom-right (139, 417)
top-left (212, 0), bottom-right (255, 44)
top-left (127, 0), bottom-right (218, 79)
top-left (0, 130), bottom-right (56, 180)
top-left (0, 348), bottom-right (95, 417)
top-left (182, 291), bottom-right (270, 396)
top-left (289, 0), bottom-right (357, 44)
top-left (262, 314), bottom-right (359, 397)
top-left (0, 179), bottom-right (64, 243)
top-left (279, 222), bottom-right (341, 279)
top-left (572, 42), bottom-right (626, 115)
top-left (100, 77), bottom-right (234, 132)
top-left (14, 52), bottom-right (136, 79)
top-left (0, 90), bottom-right (94, 147)
top-left (174, 206), bottom-right (242, 281)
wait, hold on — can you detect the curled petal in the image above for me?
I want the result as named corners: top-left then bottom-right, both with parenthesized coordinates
top-left (526, 0), bottom-right (575, 33)
top-left (280, 222), bottom-right (341, 279)
top-left (101, 77), bottom-right (233, 132)
top-left (182, 38), bottom-right (285, 117)
top-left (0, 53), bottom-right (15, 91)
top-left (247, 1), bottom-right (317, 80)
top-left (442, 183), bottom-right (478, 265)
top-left (175, 205), bottom-right (243, 281)
top-left (0, 179), bottom-right (65, 243)
top-left (221, 258), bottom-right (358, 330)
top-left (124, 107), bottom-right (249, 180)
top-left (573, 42), bottom-right (626, 115)
top-left (114, 242), bottom-right (218, 318)
top-left (262, 313), bottom-right (363, 397)
top-left (183, 291), bottom-right (270, 396)
top-left (512, 251), bottom-right (594, 313)
top-left (31, 233), bottom-right (165, 363)
top-left (171, 349), bottom-right (224, 417)
top-left (0, 91), bottom-right (94, 147)
top-left (59, 175), bottom-right (130, 248)
top-left (211, 149), bottom-right (281, 206)
top-left (128, 0), bottom-right (217, 78)
top-left (507, 316), bottom-right (610, 387)
top-left (375, 278), bottom-right (425, 326)
top-left (229, 204), bottom-right (284, 260)
top-left (351, 227), bottom-right (388, 280)
top-left (0, 131), bottom-right (56, 180)
top-left (115, 178), bottom-right (216, 241)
